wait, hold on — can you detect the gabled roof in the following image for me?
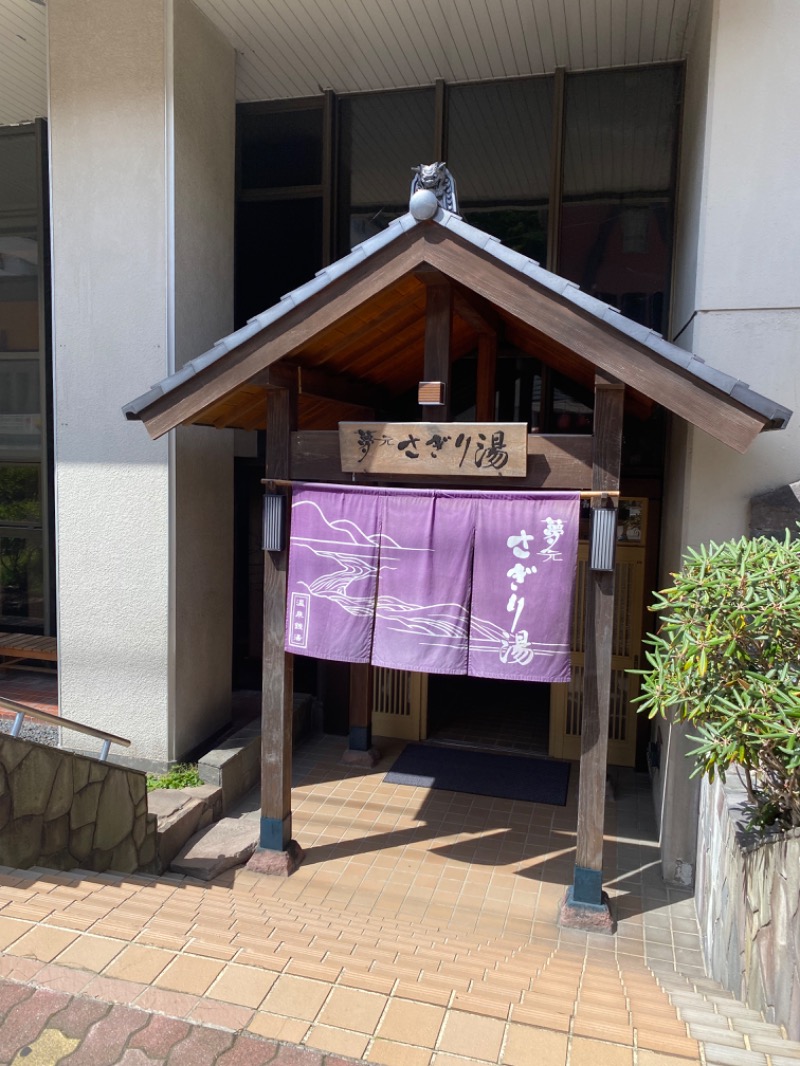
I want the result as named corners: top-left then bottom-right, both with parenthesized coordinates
top-left (123, 206), bottom-right (791, 453)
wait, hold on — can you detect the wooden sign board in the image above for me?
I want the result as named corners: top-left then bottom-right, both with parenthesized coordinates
top-left (339, 422), bottom-right (528, 477)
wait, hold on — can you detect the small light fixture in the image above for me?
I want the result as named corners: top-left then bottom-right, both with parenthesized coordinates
top-left (418, 381), bottom-right (446, 406)
top-left (589, 506), bottom-right (617, 572)
top-left (262, 493), bottom-right (286, 552)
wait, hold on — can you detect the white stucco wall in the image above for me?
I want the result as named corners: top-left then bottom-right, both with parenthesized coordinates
top-left (172, 0), bottom-right (235, 757)
top-left (49, 0), bottom-right (172, 763)
top-left (657, 0), bottom-right (800, 882)
top-left (49, 0), bottom-right (235, 764)
top-left (669, 0), bottom-right (800, 553)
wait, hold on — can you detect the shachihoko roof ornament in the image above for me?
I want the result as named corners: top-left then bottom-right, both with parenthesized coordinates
top-left (410, 163), bottom-right (458, 218)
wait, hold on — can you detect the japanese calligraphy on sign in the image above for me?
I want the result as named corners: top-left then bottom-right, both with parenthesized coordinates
top-left (338, 422), bottom-right (527, 477)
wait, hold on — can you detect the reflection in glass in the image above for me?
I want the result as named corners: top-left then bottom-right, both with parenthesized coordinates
top-left (0, 124), bottom-right (49, 633)
top-left (559, 66), bottom-right (681, 332)
top-left (0, 357), bottom-right (41, 452)
top-left (0, 464), bottom-right (40, 524)
top-left (239, 108), bottom-right (323, 189)
top-left (0, 130), bottom-right (39, 353)
top-left (0, 529), bottom-right (43, 625)
top-left (449, 78), bottom-right (552, 263)
top-left (341, 89), bottom-right (435, 249)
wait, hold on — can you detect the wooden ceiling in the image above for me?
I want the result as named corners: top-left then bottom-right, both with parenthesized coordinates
top-left (183, 267), bottom-right (644, 434)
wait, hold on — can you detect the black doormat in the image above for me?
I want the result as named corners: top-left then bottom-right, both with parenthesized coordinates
top-left (384, 743), bottom-right (571, 806)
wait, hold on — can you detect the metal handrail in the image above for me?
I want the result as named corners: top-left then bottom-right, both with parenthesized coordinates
top-left (0, 696), bottom-right (131, 762)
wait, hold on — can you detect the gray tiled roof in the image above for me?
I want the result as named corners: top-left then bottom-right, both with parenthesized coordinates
top-left (123, 208), bottom-right (791, 431)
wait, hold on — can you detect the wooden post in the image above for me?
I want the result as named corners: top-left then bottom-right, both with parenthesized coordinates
top-left (562, 373), bottom-right (624, 929)
top-left (342, 663), bottom-right (380, 766)
top-left (421, 280), bottom-right (452, 420)
top-left (247, 385), bottom-right (304, 875)
top-left (475, 333), bottom-right (497, 422)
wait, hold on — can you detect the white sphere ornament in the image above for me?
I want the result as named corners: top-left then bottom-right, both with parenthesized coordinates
top-left (409, 189), bottom-right (439, 220)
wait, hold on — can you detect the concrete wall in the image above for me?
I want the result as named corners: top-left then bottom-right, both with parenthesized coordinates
top-left (696, 774), bottom-right (800, 1039)
top-left (656, 0), bottom-right (800, 883)
top-left (49, 0), bottom-right (235, 765)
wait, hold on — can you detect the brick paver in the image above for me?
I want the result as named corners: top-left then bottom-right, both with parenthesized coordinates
top-left (1, 735), bottom-right (800, 1063)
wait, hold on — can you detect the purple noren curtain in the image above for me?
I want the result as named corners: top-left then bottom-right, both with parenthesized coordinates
top-left (285, 484), bottom-right (579, 683)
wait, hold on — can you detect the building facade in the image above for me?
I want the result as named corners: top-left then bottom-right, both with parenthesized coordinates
top-left (1, 0), bottom-right (798, 886)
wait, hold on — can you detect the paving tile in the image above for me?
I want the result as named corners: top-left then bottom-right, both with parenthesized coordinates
top-left (303, 1023), bottom-right (370, 1057)
top-left (569, 1036), bottom-right (633, 1066)
top-left (216, 1033), bottom-right (282, 1066)
top-left (134, 985), bottom-right (201, 1019)
top-left (28, 961), bottom-right (96, 996)
top-left (6, 925), bottom-right (78, 963)
top-left (81, 974), bottom-right (147, 1006)
top-left (437, 1009), bottom-right (506, 1061)
top-left (9, 1027), bottom-right (79, 1064)
top-left (56, 1002), bottom-right (149, 1066)
top-left (0, 980), bottom-right (35, 1021)
top-left (128, 1013), bottom-right (192, 1058)
top-left (0, 916), bottom-right (30, 950)
top-left (701, 1048), bottom-right (767, 1066)
top-left (247, 1011), bottom-right (309, 1043)
top-left (636, 1053), bottom-right (701, 1066)
top-left (376, 998), bottom-right (445, 1047)
top-left (318, 986), bottom-right (387, 1034)
top-left (367, 1038), bottom-right (433, 1066)
top-left (164, 1022), bottom-right (236, 1065)
top-left (153, 953), bottom-right (224, 995)
top-left (261, 975), bottom-right (331, 1022)
top-left (271, 1045), bottom-right (324, 1066)
top-left (206, 963), bottom-right (277, 1008)
top-left (746, 1036), bottom-right (800, 1056)
top-left (189, 997), bottom-right (255, 1031)
top-left (684, 1025), bottom-right (745, 1048)
top-left (103, 943), bottom-right (174, 984)
top-left (502, 1022), bottom-right (567, 1065)
top-left (0, 986), bottom-right (71, 1062)
top-left (54, 934), bottom-right (125, 972)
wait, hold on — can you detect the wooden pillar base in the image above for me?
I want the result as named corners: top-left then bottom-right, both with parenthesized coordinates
top-left (246, 839), bottom-right (305, 877)
top-left (559, 884), bottom-right (615, 934)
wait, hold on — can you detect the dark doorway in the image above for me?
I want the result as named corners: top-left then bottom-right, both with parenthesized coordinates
top-left (425, 675), bottom-right (550, 758)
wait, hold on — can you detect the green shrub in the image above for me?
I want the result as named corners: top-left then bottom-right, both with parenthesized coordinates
top-left (146, 763), bottom-right (203, 792)
top-left (635, 531), bottom-right (800, 829)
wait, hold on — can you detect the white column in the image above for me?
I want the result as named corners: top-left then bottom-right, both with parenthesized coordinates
top-left (48, 0), bottom-right (235, 765)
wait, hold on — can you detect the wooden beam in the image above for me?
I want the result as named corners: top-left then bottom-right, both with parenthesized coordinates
top-left (251, 385), bottom-right (303, 873)
top-left (138, 228), bottom-right (428, 439)
top-left (452, 286), bottom-right (501, 336)
top-left (421, 230), bottom-right (768, 452)
top-left (422, 280), bottom-right (452, 420)
top-left (298, 365), bottom-right (384, 411)
top-left (571, 374), bottom-right (625, 916)
top-left (290, 430), bottom-right (593, 488)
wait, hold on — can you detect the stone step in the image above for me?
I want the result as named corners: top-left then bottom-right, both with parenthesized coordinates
top-left (169, 814), bottom-right (259, 880)
top-left (147, 783), bottom-right (222, 873)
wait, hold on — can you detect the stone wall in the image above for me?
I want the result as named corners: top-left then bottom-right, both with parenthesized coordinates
top-left (0, 734), bottom-right (157, 873)
top-left (696, 774), bottom-right (800, 1039)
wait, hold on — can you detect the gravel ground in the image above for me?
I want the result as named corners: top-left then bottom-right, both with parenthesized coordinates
top-left (0, 717), bottom-right (59, 746)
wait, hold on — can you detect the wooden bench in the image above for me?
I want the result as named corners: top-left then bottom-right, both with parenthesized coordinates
top-left (0, 633), bottom-right (58, 669)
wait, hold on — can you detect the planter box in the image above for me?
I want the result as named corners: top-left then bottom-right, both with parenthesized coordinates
top-left (696, 773), bottom-right (800, 1038)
